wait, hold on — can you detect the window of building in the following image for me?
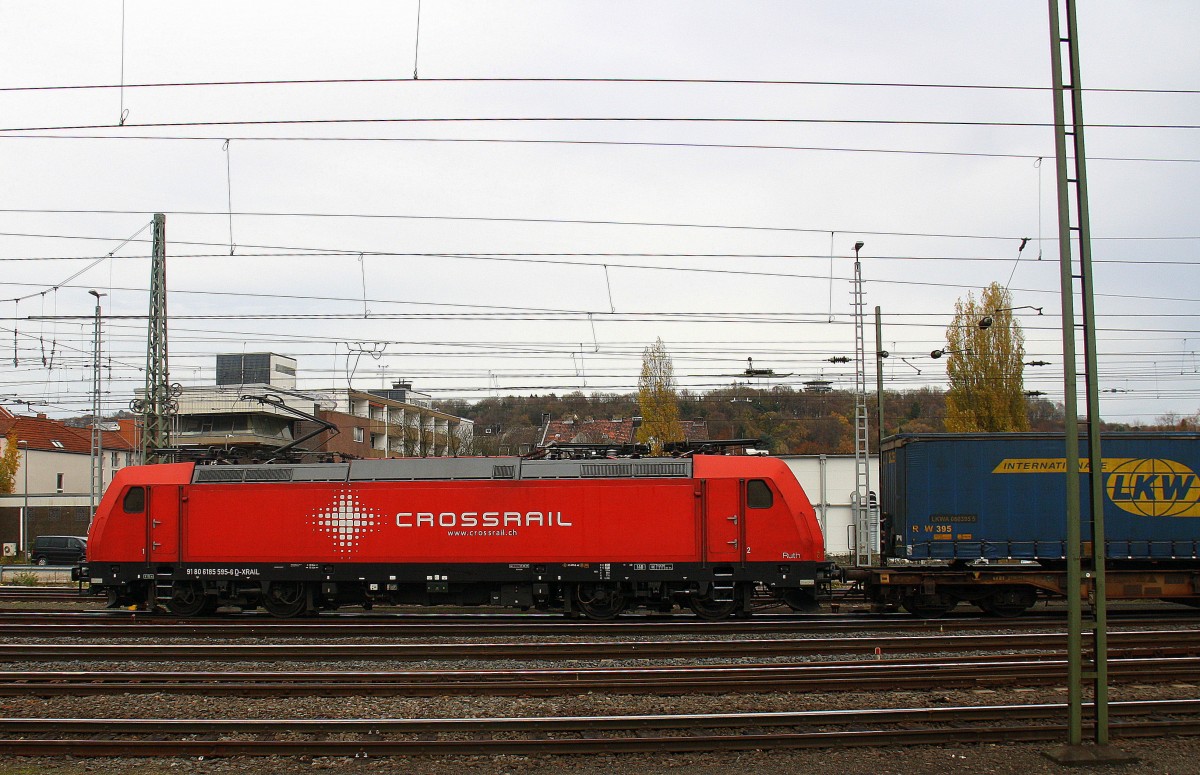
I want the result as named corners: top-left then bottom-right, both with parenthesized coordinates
top-left (353, 427), bottom-right (364, 443)
top-left (111, 451), bottom-right (118, 467)
top-left (747, 480), bottom-right (774, 509)
top-left (51, 440), bottom-right (64, 449)
top-left (55, 473), bottom-right (65, 493)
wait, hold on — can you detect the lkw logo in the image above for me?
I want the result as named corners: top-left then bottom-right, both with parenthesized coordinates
top-left (1105, 458), bottom-right (1200, 517)
top-left (993, 457), bottom-right (1200, 518)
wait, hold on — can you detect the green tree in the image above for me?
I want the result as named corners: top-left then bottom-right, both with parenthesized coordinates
top-left (0, 430), bottom-right (19, 494)
top-left (943, 282), bottom-right (1029, 432)
top-left (636, 338), bottom-right (685, 454)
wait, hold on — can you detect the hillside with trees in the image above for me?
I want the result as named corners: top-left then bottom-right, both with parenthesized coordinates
top-left (438, 386), bottom-right (1072, 456)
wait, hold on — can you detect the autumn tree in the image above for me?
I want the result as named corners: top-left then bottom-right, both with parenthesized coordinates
top-left (636, 338), bottom-right (685, 454)
top-left (943, 282), bottom-right (1029, 432)
top-left (0, 430), bottom-right (19, 494)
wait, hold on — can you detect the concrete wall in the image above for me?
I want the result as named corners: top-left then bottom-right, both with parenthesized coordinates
top-left (0, 497), bottom-right (93, 555)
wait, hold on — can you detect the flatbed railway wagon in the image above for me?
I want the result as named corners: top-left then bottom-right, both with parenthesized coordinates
top-left (855, 432), bottom-right (1200, 616)
top-left (75, 455), bottom-right (831, 619)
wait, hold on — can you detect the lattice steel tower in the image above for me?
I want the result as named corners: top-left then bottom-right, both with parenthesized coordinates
top-left (140, 213), bottom-right (173, 463)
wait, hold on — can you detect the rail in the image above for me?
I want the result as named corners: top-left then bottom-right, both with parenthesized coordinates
top-left (0, 699), bottom-right (1195, 756)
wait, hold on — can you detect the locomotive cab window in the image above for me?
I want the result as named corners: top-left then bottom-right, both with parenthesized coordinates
top-left (747, 479), bottom-right (774, 509)
top-left (122, 486), bottom-right (146, 514)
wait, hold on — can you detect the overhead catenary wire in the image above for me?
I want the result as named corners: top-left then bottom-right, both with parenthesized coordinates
top-left (3, 74), bottom-right (1199, 94)
top-left (2, 134), bottom-right (1198, 165)
top-left (1, 210), bottom-right (1197, 241)
top-left (6, 249), bottom-right (1198, 265)
top-left (3, 260), bottom-right (1196, 306)
top-left (6, 115), bottom-right (1200, 135)
top-left (1, 220), bottom-right (152, 304)
top-left (2, 50), bottom-right (1190, 424)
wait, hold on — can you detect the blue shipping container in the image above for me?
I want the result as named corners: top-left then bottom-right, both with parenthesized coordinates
top-left (882, 432), bottom-right (1200, 561)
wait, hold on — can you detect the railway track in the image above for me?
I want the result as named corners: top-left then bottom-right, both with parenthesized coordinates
top-left (2, 628), bottom-right (1198, 662)
top-left (0, 586), bottom-right (86, 602)
top-left (0, 699), bottom-right (1196, 756)
top-left (0, 606), bottom-right (1197, 638)
top-left (1, 654), bottom-right (1198, 696)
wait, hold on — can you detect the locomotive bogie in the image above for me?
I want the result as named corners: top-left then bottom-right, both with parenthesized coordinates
top-left (86, 558), bottom-right (825, 619)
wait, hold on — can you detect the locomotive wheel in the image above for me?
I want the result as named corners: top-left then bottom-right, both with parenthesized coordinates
top-left (687, 592), bottom-right (738, 621)
top-left (105, 589), bottom-right (140, 609)
top-left (165, 581), bottom-right (209, 617)
top-left (899, 592), bottom-right (957, 618)
top-left (781, 588), bottom-right (819, 613)
top-left (262, 581), bottom-right (308, 618)
top-left (574, 584), bottom-right (626, 620)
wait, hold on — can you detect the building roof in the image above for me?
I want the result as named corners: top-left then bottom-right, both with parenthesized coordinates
top-left (540, 418), bottom-right (636, 446)
top-left (539, 417), bottom-right (709, 447)
top-left (0, 413), bottom-right (135, 455)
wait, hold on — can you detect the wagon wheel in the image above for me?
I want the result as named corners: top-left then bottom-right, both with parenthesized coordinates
top-left (165, 581), bottom-right (209, 617)
top-left (687, 590), bottom-right (738, 621)
top-left (976, 588), bottom-right (1036, 618)
top-left (899, 592), bottom-right (957, 619)
top-left (574, 584), bottom-right (626, 620)
top-left (262, 581), bottom-right (308, 618)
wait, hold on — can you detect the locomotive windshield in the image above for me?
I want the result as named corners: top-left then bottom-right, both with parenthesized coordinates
top-left (747, 479), bottom-right (773, 509)
top-left (122, 487), bottom-right (145, 513)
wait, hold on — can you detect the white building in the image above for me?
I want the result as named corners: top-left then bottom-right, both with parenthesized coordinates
top-left (171, 356), bottom-right (472, 458)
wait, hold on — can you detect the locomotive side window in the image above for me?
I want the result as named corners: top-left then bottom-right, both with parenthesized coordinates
top-left (747, 479), bottom-right (773, 509)
top-left (122, 486), bottom-right (146, 514)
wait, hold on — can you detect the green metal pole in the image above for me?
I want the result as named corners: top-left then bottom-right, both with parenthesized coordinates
top-left (1048, 0), bottom-right (1083, 747)
top-left (1062, 0), bottom-right (1109, 744)
top-left (875, 306), bottom-right (884, 454)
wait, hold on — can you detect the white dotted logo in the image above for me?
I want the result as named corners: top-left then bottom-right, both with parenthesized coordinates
top-left (308, 489), bottom-right (382, 555)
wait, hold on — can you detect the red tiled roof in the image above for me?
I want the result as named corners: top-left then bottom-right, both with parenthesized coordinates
top-left (114, 419), bottom-right (140, 448)
top-left (0, 414), bottom-right (135, 455)
top-left (539, 417), bottom-right (709, 446)
top-left (541, 418), bottom-right (636, 446)
top-left (680, 420), bottom-right (709, 441)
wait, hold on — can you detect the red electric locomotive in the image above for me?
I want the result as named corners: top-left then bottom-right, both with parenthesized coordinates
top-left (76, 455), bottom-right (830, 618)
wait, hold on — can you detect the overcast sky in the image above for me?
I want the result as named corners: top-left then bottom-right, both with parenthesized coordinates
top-left (1, 1), bottom-right (1197, 424)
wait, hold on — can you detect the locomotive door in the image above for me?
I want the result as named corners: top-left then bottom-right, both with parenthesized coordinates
top-left (146, 485), bottom-right (181, 562)
top-left (705, 478), bottom-right (745, 563)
